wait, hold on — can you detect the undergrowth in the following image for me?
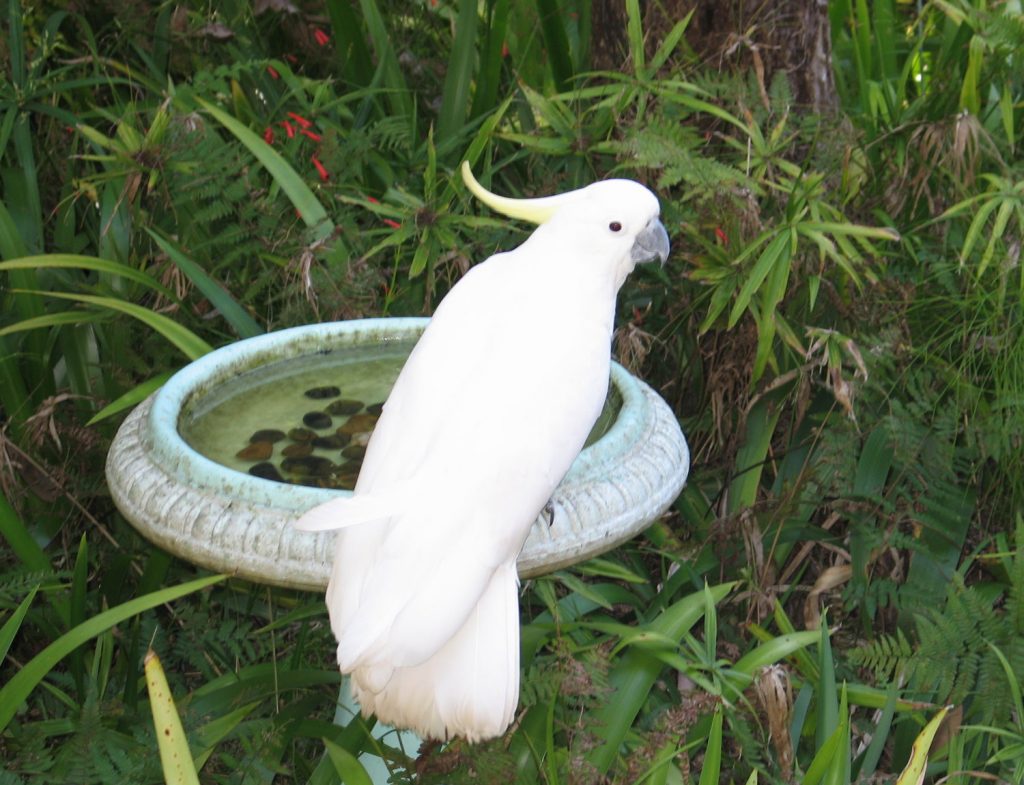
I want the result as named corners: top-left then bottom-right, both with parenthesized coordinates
top-left (2, 0), bottom-right (1023, 783)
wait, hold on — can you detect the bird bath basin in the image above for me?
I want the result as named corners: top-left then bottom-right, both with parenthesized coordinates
top-left (106, 318), bottom-right (690, 589)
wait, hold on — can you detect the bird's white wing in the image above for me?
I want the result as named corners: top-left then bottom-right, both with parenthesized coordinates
top-left (309, 245), bottom-right (612, 677)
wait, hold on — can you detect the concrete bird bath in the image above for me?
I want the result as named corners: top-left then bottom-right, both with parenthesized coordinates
top-left (106, 318), bottom-right (689, 587)
top-left (105, 317), bottom-right (689, 776)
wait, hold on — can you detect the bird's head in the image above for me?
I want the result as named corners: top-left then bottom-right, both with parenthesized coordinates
top-left (462, 163), bottom-right (670, 286)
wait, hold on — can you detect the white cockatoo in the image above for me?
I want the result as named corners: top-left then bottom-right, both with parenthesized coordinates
top-left (294, 163), bottom-right (669, 742)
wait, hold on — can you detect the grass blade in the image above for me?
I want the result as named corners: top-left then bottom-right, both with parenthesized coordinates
top-left (535, 0), bottom-right (574, 91)
top-left (17, 290), bottom-right (213, 359)
top-left (0, 586), bottom-right (38, 665)
top-left (437, 0), bottom-right (479, 145)
top-left (587, 583), bottom-right (735, 773)
top-left (0, 574), bottom-right (225, 733)
top-left (145, 648), bottom-right (201, 785)
top-left (894, 706), bottom-right (950, 785)
top-left (0, 490), bottom-right (49, 572)
top-left (146, 230), bottom-right (263, 339)
top-left (0, 253), bottom-right (177, 299)
top-left (697, 707), bottom-right (723, 785)
top-left (87, 371), bottom-right (172, 425)
top-left (196, 97), bottom-right (333, 240)
top-left (323, 737), bottom-right (374, 785)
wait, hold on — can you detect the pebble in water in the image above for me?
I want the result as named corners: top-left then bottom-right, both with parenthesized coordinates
top-left (249, 462), bottom-right (284, 482)
top-left (250, 429), bottom-right (286, 443)
top-left (282, 442), bottom-right (313, 458)
top-left (335, 466), bottom-right (360, 490)
top-left (326, 399), bottom-right (364, 416)
top-left (302, 411), bottom-right (333, 430)
top-left (351, 431), bottom-right (372, 447)
top-left (287, 427), bottom-right (317, 442)
top-left (282, 455), bottom-right (336, 477)
top-left (338, 413), bottom-right (378, 435)
top-left (366, 402), bottom-right (385, 416)
top-left (305, 385), bottom-right (341, 399)
top-left (312, 433), bottom-right (349, 449)
top-left (236, 441), bottom-right (273, 461)
top-left (341, 445), bottom-right (366, 461)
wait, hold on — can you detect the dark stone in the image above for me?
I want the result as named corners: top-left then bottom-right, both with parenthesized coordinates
top-left (337, 413), bottom-right (378, 434)
top-left (287, 427), bottom-right (317, 442)
top-left (302, 411), bottom-right (333, 429)
top-left (366, 402), bottom-right (385, 416)
top-left (282, 442), bottom-right (313, 458)
top-left (305, 385), bottom-right (341, 399)
top-left (326, 399), bottom-right (364, 416)
top-left (250, 429), bottom-right (286, 443)
top-left (341, 445), bottom-right (366, 460)
top-left (236, 441), bottom-right (272, 461)
top-left (312, 434), bottom-right (349, 449)
top-left (281, 455), bottom-right (336, 477)
top-left (249, 462), bottom-right (284, 482)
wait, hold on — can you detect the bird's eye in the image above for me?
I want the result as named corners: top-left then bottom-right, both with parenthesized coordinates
top-left (609, 221), bottom-right (622, 232)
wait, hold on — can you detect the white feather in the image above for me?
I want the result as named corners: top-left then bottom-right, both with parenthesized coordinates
top-left (294, 176), bottom-right (666, 741)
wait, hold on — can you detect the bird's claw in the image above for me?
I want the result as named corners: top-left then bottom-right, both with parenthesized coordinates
top-left (542, 500), bottom-right (555, 528)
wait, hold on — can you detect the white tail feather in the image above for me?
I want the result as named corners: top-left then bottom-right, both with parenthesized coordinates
top-left (348, 562), bottom-right (520, 742)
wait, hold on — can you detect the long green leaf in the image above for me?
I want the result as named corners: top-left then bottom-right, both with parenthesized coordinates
top-left (0, 490), bottom-right (49, 572)
top-left (87, 371), bottom-right (172, 425)
top-left (729, 230), bottom-right (790, 328)
top-left (322, 737), bottom-right (374, 785)
top-left (145, 648), bottom-right (201, 785)
top-left (146, 231), bottom-right (262, 339)
top-left (894, 706), bottom-right (950, 785)
top-left (355, 0), bottom-right (414, 122)
top-left (535, 0), bottom-right (574, 91)
top-left (0, 310), bottom-right (106, 338)
top-left (18, 290), bottom-right (212, 359)
top-left (437, 0), bottom-right (479, 144)
top-left (587, 583), bottom-right (735, 773)
top-left (0, 254), bottom-right (177, 299)
top-left (727, 397), bottom-right (781, 516)
top-left (0, 574), bottom-right (225, 733)
top-left (0, 586), bottom-right (38, 665)
top-left (697, 708), bottom-right (723, 785)
top-left (325, 0), bottom-right (374, 85)
top-left (196, 97), bottom-right (333, 240)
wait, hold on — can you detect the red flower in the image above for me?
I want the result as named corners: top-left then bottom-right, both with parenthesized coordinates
top-left (299, 128), bottom-right (322, 142)
top-left (280, 120), bottom-right (295, 138)
top-left (267, 65), bottom-right (280, 79)
top-left (714, 227), bottom-right (729, 246)
top-left (288, 112), bottom-right (313, 129)
top-left (367, 196), bottom-right (380, 204)
top-left (501, 42), bottom-right (509, 58)
top-left (263, 127), bottom-right (274, 144)
top-left (313, 28), bottom-right (330, 47)
top-left (311, 156), bottom-right (329, 182)
top-left (383, 218), bottom-right (401, 229)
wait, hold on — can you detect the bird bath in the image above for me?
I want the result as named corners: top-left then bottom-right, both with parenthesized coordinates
top-left (106, 317), bottom-right (689, 777)
top-left (106, 318), bottom-right (690, 588)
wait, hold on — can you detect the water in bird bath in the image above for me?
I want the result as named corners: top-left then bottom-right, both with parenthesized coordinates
top-left (179, 341), bottom-right (622, 490)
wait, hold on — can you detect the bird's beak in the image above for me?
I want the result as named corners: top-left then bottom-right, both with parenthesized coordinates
top-left (631, 218), bottom-right (670, 265)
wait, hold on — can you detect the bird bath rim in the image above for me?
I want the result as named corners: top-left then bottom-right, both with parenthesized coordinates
top-left (106, 318), bottom-right (689, 589)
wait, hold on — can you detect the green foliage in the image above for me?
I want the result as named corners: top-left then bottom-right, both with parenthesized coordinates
top-left (2, 0), bottom-right (1023, 782)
